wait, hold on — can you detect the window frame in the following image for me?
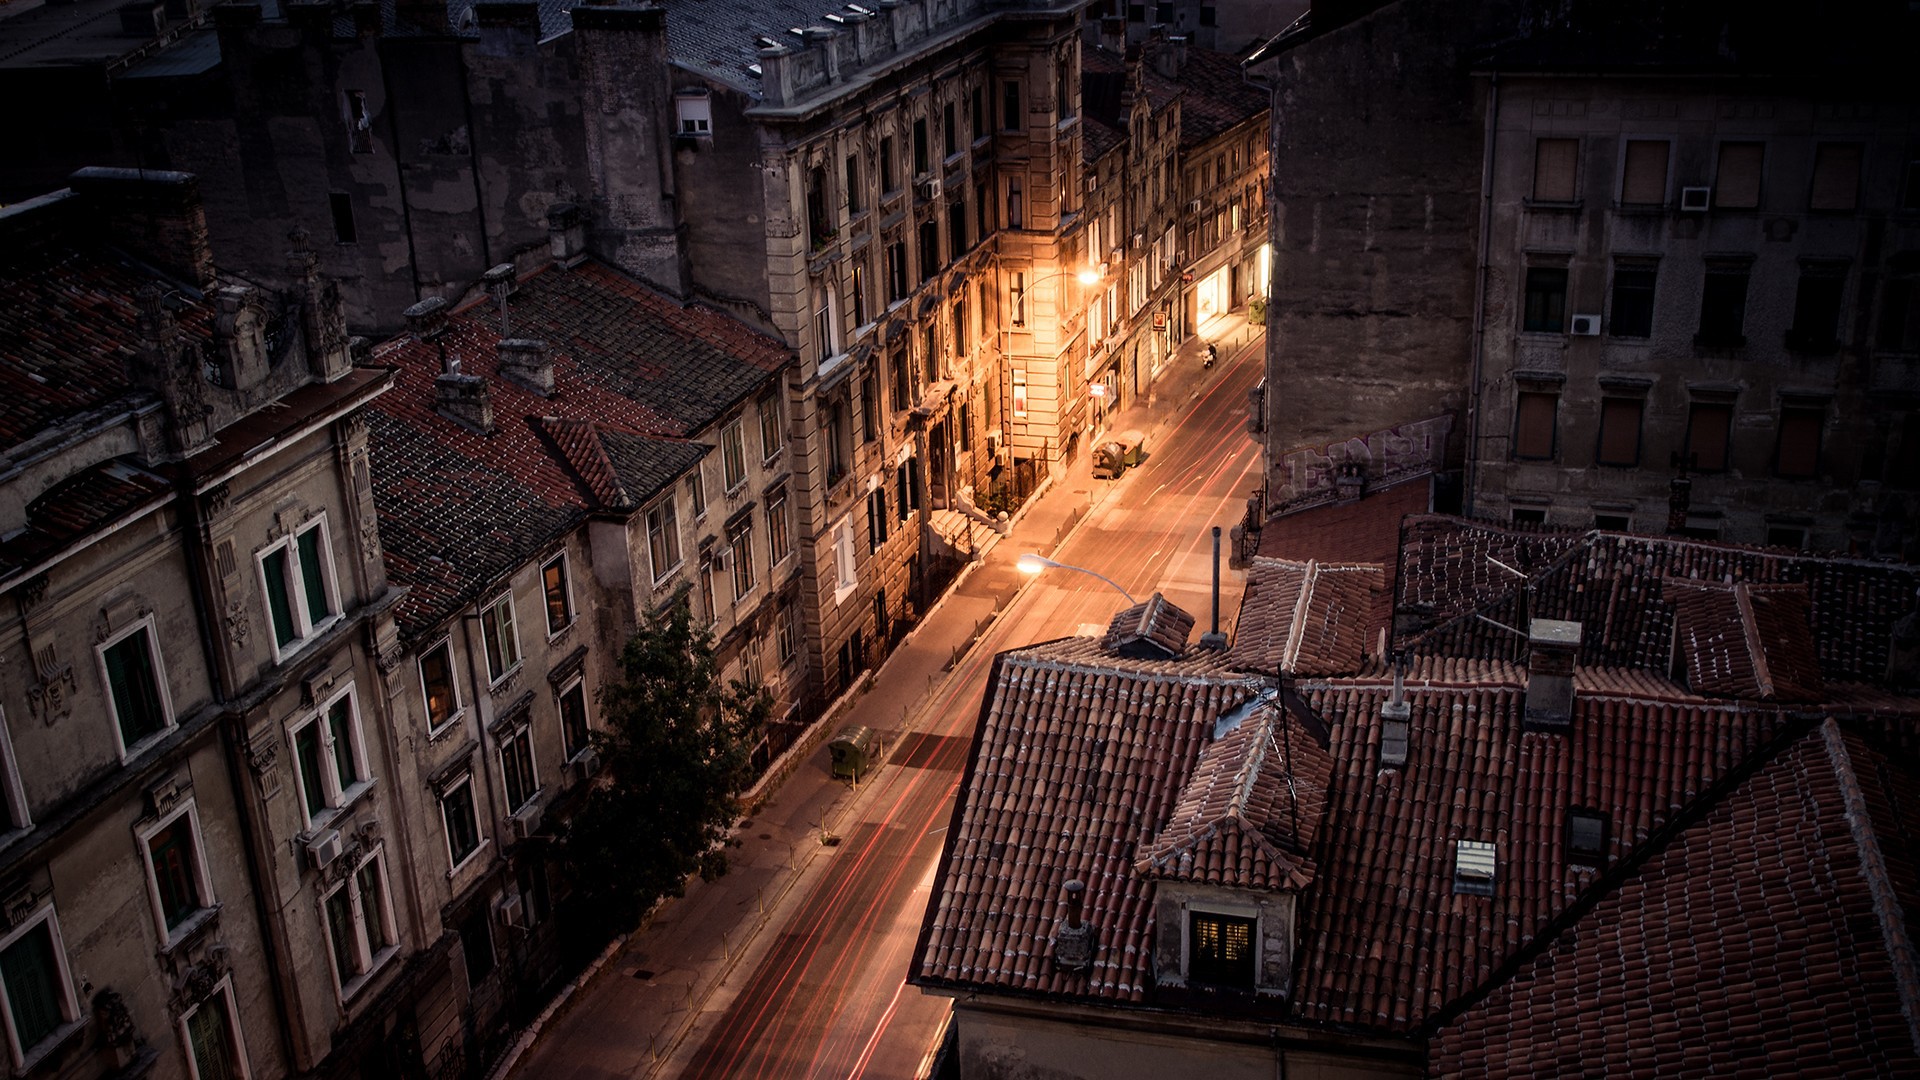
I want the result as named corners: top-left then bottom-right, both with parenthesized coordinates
top-left (1186, 908), bottom-right (1258, 990)
top-left (727, 515), bottom-right (757, 602)
top-left (499, 722), bottom-right (540, 814)
top-left (558, 677), bottom-right (592, 762)
top-left (1712, 141), bottom-right (1765, 210)
top-left (320, 846), bottom-right (398, 1000)
top-left (256, 515), bottom-right (341, 662)
top-left (1522, 266), bottom-right (1569, 334)
top-left (1617, 137), bottom-right (1671, 207)
top-left (137, 798), bottom-right (217, 946)
top-left (286, 683), bottom-right (373, 830)
top-left (177, 975), bottom-right (252, 1080)
top-left (1512, 389), bottom-right (1559, 461)
top-left (439, 771), bottom-right (484, 873)
top-left (1595, 396), bottom-right (1645, 468)
top-left (479, 592), bottom-right (522, 686)
top-left (723, 420), bottom-right (749, 491)
top-left (0, 905), bottom-right (78, 1071)
top-left (97, 615), bottom-right (176, 760)
top-left (767, 489), bottom-right (792, 567)
top-left (759, 392), bottom-right (783, 463)
top-left (540, 553), bottom-right (573, 638)
top-left (418, 638), bottom-right (463, 737)
top-left (646, 498), bottom-right (682, 583)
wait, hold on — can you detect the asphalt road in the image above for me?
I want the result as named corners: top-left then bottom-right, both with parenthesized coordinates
top-left (671, 334), bottom-right (1266, 1080)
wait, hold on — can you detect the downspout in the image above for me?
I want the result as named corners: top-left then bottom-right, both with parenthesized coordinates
top-left (176, 483), bottom-right (307, 1070)
top-left (1464, 73), bottom-right (1499, 514)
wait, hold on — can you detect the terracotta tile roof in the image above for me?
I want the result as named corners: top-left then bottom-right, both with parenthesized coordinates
top-left (1104, 592), bottom-right (1196, 659)
top-left (914, 641), bottom-right (1254, 1003)
top-left (1228, 558), bottom-right (1385, 676)
top-left (1137, 704), bottom-right (1331, 891)
top-left (1256, 477), bottom-right (1431, 636)
top-left (0, 458), bottom-right (171, 577)
top-left (1430, 719), bottom-right (1920, 1077)
top-left (1668, 580), bottom-right (1825, 702)
top-left (367, 260), bottom-right (783, 639)
top-left (1169, 47), bottom-right (1270, 149)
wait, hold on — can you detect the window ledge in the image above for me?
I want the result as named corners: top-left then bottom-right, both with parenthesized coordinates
top-left (307, 779), bottom-right (379, 837)
top-left (1522, 197), bottom-right (1583, 212)
top-left (159, 904), bottom-right (222, 956)
top-left (118, 725), bottom-right (179, 766)
top-left (427, 709), bottom-right (469, 743)
top-left (487, 665), bottom-right (523, 696)
top-left (447, 838), bottom-right (493, 881)
top-left (15, 1015), bottom-right (87, 1075)
top-left (338, 945), bottom-right (401, 1005)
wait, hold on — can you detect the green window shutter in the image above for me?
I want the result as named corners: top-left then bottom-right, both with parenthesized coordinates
top-left (1, 925), bottom-right (62, 1049)
top-left (187, 994), bottom-right (237, 1080)
top-left (106, 631), bottom-right (164, 745)
top-left (296, 724), bottom-right (327, 818)
top-left (263, 549), bottom-right (297, 647)
top-left (356, 863), bottom-right (387, 952)
top-left (328, 699), bottom-right (359, 788)
top-left (325, 888), bottom-right (359, 979)
top-left (297, 529), bottom-right (331, 621)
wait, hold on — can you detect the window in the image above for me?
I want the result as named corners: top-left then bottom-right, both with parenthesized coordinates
top-left (500, 723), bottom-right (538, 813)
top-left (1522, 267), bottom-right (1568, 333)
top-left (768, 489), bottom-right (791, 566)
top-left (440, 774), bottom-right (481, 869)
top-left (1766, 525), bottom-right (1810, 549)
top-left (1714, 141), bottom-right (1764, 209)
top-left (891, 348), bottom-right (911, 412)
top-left (879, 136), bottom-right (898, 193)
top-left (728, 515), bottom-right (756, 601)
top-left (1808, 143), bottom-right (1862, 211)
top-left (943, 102), bottom-right (957, 157)
top-left (1187, 911), bottom-right (1255, 989)
top-left (1788, 263), bottom-right (1847, 351)
top-left (832, 516), bottom-right (858, 598)
top-left (675, 95), bottom-right (712, 136)
top-left (886, 240), bottom-right (909, 302)
top-left (323, 849), bottom-right (395, 995)
top-left (844, 154), bottom-right (862, 216)
top-left (777, 602), bottom-right (797, 665)
top-left (919, 219), bottom-right (940, 280)
top-left (479, 592), bottom-right (521, 684)
top-left (896, 459), bottom-right (916, 520)
top-left (1531, 138), bottom-right (1578, 202)
top-left (459, 908), bottom-right (494, 988)
top-left (329, 193), bottom-right (357, 244)
top-left (1012, 370), bottom-right (1028, 417)
top-left (1609, 263), bottom-right (1657, 337)
top-left (1002, 81), bottom-right (1021, 132)
top-left (259, 517), bottom-right (338, 658)
top-left (419, 640), bottom-right (461, 732)
top-left (559, 678), bottom-right (590, 760)
top-left (1593, 513), bottom-right (1631, 532)
top-left (1512, 390), bottom-right (1558, 460)
top-left (1511, 507), bottom-right (1547, 526)
top-left (826, 398), bottom-right (850, 484)
top-left (721, 419), bottom-right (747, 490)
top-left (851, 260), bottom-right (868, 329)
top-left (180, 978), bottom-right (249, 1080)
top-left (344, 90), bottom-right (372, 154)
top-left (867, 488), bottom-right (888, 553)
top-left (1881, 277), bottom-right (1920, 352)
top-left (1684, 401), bottom-right (1733, 472)
top-left (1010, 271), bottom-right (1027, 327)
top-left (1199, 3), bottom-right (1216, 25)
top-left (1453, 839), bottom-right (1497, 896)
top-left (1618, 140), bottom-right (1669, 206)
top-left (688, 469), bottom-right (707, 518)
top-left (860, 371), bottom-right (879, 443)
top-left (1566, 807), bottom-right (1608, 866)
top-left (758, 393), bottom-right (782, 463)
top-left (913, 118), bottom-right (929, 175)
top-left (100, 618), bottom-right (171, 754)
top-left (1005, 175), bottom-right (1024, 230)
top-left (1697, 264), bottom-right (1750, 347)
top-left (141, 801), bottom-right (214, 942)
top-left (948, 194), bottom-right (968, 257)
top-left (1776, 405), bottom-right (1824, 478)
top-left (0, 907), bottom-right (76, 1069)
top-left (290, 686), bottom-right (370, 826)
top-left (1127, 1), bottom-right (1143, 20)
top-left (807, 166), bottom-right (833, 249)
top-left (541, 554), bottom-right (572, 636)
top-left (971, 86), bottom-right (986, 139)
top-left (648, 499), bottom-right (681, 581)
top-left (1596, 397), bottom-right (1644, 467)
top-left (697, 551), bottom-right (717, 626)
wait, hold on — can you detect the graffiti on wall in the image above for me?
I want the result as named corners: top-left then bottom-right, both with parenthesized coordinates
top-left (1271, 414), bottom-right (1453, 514)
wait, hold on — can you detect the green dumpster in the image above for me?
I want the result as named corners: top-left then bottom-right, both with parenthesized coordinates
top-left (829, 725), bottom-right (877, 781)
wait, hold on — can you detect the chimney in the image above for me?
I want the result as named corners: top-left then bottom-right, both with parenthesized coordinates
top-left (1099, 14), bottom-right (1123, 54)
top-left (68, 167), bottom-right (216, 289)
top-left (1151, 34), bottom-right (1187, 79)
top-left (290, 229), bottom-right (352, 381)
top-left (1199, 526), bottom-right (1227, 649)
top-left (1335, 460), bottom-right (1366, 503)
top-left (436, 370), bottom-right (494, 434)
top-left (1523, 619), bottom-right (1582, 731)
top-left (1380, 656), bottom-right (1409, 767)
top-left (547, 202), bottom-right (587, 268)
top-left (498, 339), bottom-right (554, 397)
top-left (131, 285), bottom-right (215, 456)
top-left (1052, 880), bottom-right (1095, 972)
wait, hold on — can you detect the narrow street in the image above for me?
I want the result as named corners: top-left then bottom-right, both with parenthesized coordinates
top-left (511, 324), bottom-right (1264, 1080)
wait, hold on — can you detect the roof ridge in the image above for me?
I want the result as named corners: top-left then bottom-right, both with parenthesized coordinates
top-left (1734, 581), bottom-right (1777, 700)
top-left (1820, 718), bottom-right (1920, 1058)
top-left (1282, 560), bottom-right (1318, 671)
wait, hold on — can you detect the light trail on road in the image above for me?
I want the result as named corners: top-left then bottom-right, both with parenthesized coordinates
top-left (677, 345), bottom-right (1266, 1080)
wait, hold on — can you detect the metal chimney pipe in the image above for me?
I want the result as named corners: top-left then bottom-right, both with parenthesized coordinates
top-left (1064, 879), bottom-right (1085, 929)
top-left (1200, 526), bottom-right (1228, 650)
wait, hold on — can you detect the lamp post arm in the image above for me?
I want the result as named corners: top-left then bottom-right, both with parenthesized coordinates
top-left (1055, 562), bottom-right (1137, 605)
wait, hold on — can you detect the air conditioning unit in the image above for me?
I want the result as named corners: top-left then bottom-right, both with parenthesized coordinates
top-left (918, 177), bottom-right (942, 201)
top-left (511, 804), bottom-right (543, 841)
top-left (566, 750), bottom-right (601, 786)
top-left (494, 890), bottom-right (524, 930)
top-left (1130, 231), bottom-right (1145, 250)
top-left (306, 828), bottom-right (344, 870)
top-left (1568, 314), bottom-right (1602, 336)
top-left (1188, 199), bottom-right (1201, 213)
top-left (1678, 186), bottom-right (1710, 212)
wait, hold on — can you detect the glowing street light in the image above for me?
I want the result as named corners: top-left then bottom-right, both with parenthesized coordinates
top-left (1016, 553), bottom-right (1137, 604)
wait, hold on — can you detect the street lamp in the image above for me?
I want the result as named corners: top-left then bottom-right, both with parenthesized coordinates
top-left (1016, 553), bottom-right (1137, 604)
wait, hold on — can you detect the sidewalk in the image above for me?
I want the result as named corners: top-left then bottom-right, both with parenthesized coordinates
top-left (501, 311), bottom-right (1264, 1080)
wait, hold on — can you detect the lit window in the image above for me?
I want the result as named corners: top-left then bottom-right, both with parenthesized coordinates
top-left (0, 907), bottom-right (77, 1070)
top-left (647, 500), bottom-right (682, 581)
top-left (723, 420), bottom-right (748, 490)
top-left (179, 977), bottom-right (249, 1080)
top-left (499, 724), bottom-right (539, 813)
top-left (258, 517), bottom-right (339, 660)
top-left (479, 593), bottom-right (521, 684)
top-left (322, 848), bottom-right (396, 996)
top-left (288, 686), bottom-right (371, 827)
top-left (440, 773), bottom-right (482, 870)
top-left (1012, 370), bottom-right (1028, 417)
top-left (1187, 911), bottom-right (1256, 989)
top-left (418, 640), bottom-right (461, 733)
top-left (559, 679), bottom-right (591, 761)
top-left (99, 618), bottom-right (173, 756)
top-left (541, 554), bottom-right (572, 636)
top-left (141, 801), bottom-right (216, 942)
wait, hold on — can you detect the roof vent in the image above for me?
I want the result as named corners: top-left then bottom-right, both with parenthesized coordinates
top-left (1522, 618), bottom-right (1582, 731)
top-left (1453, 840), bottom-right (1496, 896)
top-left (1052, 880), bottom-right (1095, 971)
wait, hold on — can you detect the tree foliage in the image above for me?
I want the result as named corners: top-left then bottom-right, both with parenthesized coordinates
top-left (561, 604), bottom-right (768, 934)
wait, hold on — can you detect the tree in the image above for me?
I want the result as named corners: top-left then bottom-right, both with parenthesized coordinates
top-left (561, 603), bottom-right (769, 936)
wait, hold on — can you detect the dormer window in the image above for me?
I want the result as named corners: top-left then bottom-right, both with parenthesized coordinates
top-left (1188, 910), bottom-right (1256, 989)
top-left (1454, 839), bottom-right (1497, 896)
top-left (676, 94), bottom-right (712, 138)
top-left (1567, 807), bottom-right (1608, 866)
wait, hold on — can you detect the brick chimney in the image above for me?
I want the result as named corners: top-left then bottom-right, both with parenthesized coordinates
top-left (68, 167), bottom-right (216, 289)
top-left (408, 296), bottom-right (494, 434)
top-left (498, 339), bottom-right (554, 397)
top-left (1523, 619), bottom-right (1582, 731)
top-left (548, 202), bottom-right (587, 268)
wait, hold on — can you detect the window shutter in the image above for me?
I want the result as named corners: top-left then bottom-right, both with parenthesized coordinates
top-left (1686, 403), bottom-right (1732, 471)
top-left (1513, 392), bottom-right (1557, 459)
top-left (1714, 142), bottom-right (1764, 208)
top-left (1597, 398), bottom-right (1643, 466)
top-left (1620, 140), bottom-right (1669, 205)
top-left (1777, 407), bottom-right (1823, 477)
top-left (1532, 139), bottom-right (1578, 201)
top-left (1809, 144), bottom-right (1862, 211)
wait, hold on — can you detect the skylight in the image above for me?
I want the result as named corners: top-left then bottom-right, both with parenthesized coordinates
top-left (1453, 840), bottom-right (1496, 896)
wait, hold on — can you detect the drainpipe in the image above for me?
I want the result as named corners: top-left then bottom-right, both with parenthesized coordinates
top-left (1465, 73), bottom-right (1500, 513)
